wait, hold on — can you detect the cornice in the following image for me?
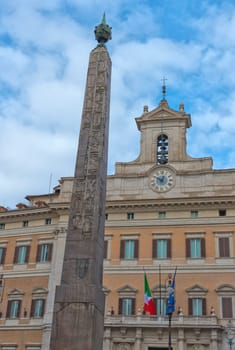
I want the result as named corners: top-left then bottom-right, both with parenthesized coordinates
top-left (0, 204), bottom-right (69, 221)
top-left (0, 207), bottom-right (57, 220)
top-left (104, 264), bottom-right (235, 274)
top-left (105, 217), bottom-right (235, 228)
top-left (1, 196), bottom-right (235, 220)
top-left (0, 324), bottom-right (45, 330)
top-left (105, 197), bottom-right (235, 211)
top-left (0, 269), bottom-right (51, 278)
top-left (0, 224), bottom-right (66, 238)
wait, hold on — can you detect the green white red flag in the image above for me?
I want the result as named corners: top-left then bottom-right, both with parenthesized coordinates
top-left (143, 272), bottom-right (156, 315)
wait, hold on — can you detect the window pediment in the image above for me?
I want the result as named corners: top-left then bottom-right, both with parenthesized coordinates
top-left (152, 284), bottom-right (167, 293)
top-left (117, 285), bottom-right (137, 297)
top-left (186, 284), bottom-right (208, 296)
top-left (8, 288), bottom-right (24, 298)
top-left (102, 286), bottom-right (110, 295)
top-left (216, 284), bottom-right (235, 294)
top-left (32, 287), bottom-right (48, 295)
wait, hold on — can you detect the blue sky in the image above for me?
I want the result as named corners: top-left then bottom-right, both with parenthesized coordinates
top-left (1, 0), bottom-right (235, 208)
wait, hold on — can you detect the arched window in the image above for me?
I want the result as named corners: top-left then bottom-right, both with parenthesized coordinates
top-left (157, 134), bottom-right (168, 164)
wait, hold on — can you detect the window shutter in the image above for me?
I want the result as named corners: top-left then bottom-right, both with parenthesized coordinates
top-left (202, 298), bottom-right (207, 315)
top-left (222, 297), bottom-right (233, 318)
top-left (134, 240), bottom-right (139, 259)
top-left (6, 301), bottom-right (11, 318)
top-left (131, 298), bottom-right (136, 315)
top-left (219, 237), bottom-right (230, 257)
top-left (30, 300), bottom-right (35, 317)
top-left (120, 241), bottom-right (125, 259)
top-left (219, 238), bottom-right (223, 257)
top-left (118, 298), bottom-right (122, 315)
top-left (167, 239), bottom-right (172, 258)
top-left (224, 238), bottom-right (230, 257)
top-left (17, 300), bottom-right (21, 318)
top-left (152, 239), bottom-right (157, 258)
top-left (36, 245), bottom-right (41, 262)
top-left (25, 246), bottom-right (30, 263)
top-left (41, 299), bottom-right (46, 317)
top-left (186, 239), bottom-right (190, 258)
top-left (188, 299), bottom-right (192, 315)
top-left (1, 247), bottom-right (6, 265)
top-left (153, 298), bottom-right (157, 315)
top-left (48, 244), bottom-right (53, 261)
top-left (13, 247), bottom-right (19, 264)
top-left (104, 240), bottom-right (108, 259)
top-left (201, 238), bottom-right (206, 258)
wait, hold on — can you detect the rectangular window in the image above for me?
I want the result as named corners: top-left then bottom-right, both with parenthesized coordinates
top-left (104, 240), bottom-right (108, 259)
top-left (0, 224), bottom-right (5, 230)
top-left (22, 221), bottom-right (28, 228)
top-left (6, 300), bottom-right (21, 318)
top-left (219, 209), bottom-right (226, 216)
top-left (222, 297), bottom-right (233, 318)
top-left (188, 298), bottom-right (206, 316)
top-left (30, 299), bottom-right (45, 317)
top-left (120, 240), bottom-right (138, 259)
top-left (118, 298), bottom-right (135, 315)
top-left (0, 247), bottom-right (6, 265)
top-left (45, 218), bottom-right (51, 225)
top-left (36, 243), bottom-right (53, 262)
top-left (186, 238), bottom-right (205, 258)
top-left (105, 213), bottom-right (108, 220)
top-left (157, 239), bottom-right (167, 258)
top-left (191, 239), bottom-right (201, 258)
top-left (219, 237), bottom-right (230, 257)
top-left (125, 240), bottom-right (134, 258)
top-left (191, 210), bottom-right (198, 218)
top-left (127, 213), bottom-right (134, 220)
top-left (152, 239), bottom-right (171, 259)
top-left (158, 212), bottom-right (166, 219)
top-left (14, 246), bottom-right (30, 264)
top-left (154, 298), bottom-right (166, 316)
top-left (192, 298), bottom-right (202, 316)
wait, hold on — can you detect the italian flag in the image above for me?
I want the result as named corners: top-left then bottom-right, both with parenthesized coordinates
top-left (143, 273), bottom-right (156, 315)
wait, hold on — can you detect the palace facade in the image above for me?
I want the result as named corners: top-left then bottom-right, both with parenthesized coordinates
top-left (0, 97), bottom-right (235, 350)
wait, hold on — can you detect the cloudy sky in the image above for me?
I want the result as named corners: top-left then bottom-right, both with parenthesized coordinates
top-left (1, 0), bottom-right (235, 208)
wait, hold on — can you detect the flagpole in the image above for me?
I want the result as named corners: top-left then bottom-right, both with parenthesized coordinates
top-left (159, 264), bottom-right (161, 315)
top-left (166, 267), bottom-right (177, 350)
top-left (168, 312), bottom-right (172, 350)
top-left (167, 273), bottom-right (172, 350)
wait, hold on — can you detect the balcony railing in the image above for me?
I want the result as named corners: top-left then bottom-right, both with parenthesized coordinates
top-left (105, 314), bottom-right (220, 328)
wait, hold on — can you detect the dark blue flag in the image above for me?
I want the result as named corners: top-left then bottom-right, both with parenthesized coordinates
top-left (166, 267), bottom-right (177, 315)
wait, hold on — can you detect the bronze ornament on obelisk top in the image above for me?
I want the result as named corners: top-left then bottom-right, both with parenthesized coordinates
top-left (49, 16), bottom-right (112, 350)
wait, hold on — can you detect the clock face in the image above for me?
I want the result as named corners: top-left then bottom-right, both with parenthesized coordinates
top-left (150, 168), bottom-right (175, 192)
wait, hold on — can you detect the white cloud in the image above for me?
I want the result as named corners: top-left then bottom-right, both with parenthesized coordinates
top-left (192, 3), bottom-right (235, 48)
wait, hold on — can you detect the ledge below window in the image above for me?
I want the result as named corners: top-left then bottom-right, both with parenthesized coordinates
top-left (153, 258), bottom-right (171, 265)
top-left (186, 258), bottom-right (205, 264)
top-left (215, 257), bottom-right (234, 264)
top-left (120, 259), bottom-right (137, 266)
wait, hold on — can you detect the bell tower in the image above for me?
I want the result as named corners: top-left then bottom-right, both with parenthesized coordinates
top-left (135, 98), bottom-right (192, 165)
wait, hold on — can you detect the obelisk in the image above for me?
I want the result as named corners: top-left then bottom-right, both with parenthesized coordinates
top-left (49, 15), bottom-right (112, 350)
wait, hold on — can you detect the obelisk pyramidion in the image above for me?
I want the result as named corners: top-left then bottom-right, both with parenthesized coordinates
top-left (49, 15), bottom-right (112, 350)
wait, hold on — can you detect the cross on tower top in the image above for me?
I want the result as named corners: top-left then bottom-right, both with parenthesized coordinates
top-left (161, 76), bottom-right (167, 100)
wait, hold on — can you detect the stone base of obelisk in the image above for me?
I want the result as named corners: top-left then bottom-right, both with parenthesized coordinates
top-left (50, 285), bottom-right (105, 350)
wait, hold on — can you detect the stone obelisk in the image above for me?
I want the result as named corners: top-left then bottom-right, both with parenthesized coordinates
top-left (49, 15), bottom-right (112, 350)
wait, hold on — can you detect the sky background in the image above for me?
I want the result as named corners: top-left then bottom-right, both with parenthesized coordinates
top-left (1, 0), bottom-right (235, 208)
